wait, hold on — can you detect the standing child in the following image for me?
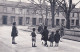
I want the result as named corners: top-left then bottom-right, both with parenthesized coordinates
top-left (42, 26), bottom-right (49, 47)
top-left (54, 30), bottom-right (60, 47)
top-left (31, 28), bottom-right (37, 47)
top-left (11, 22), bottom-right (18, 44)
top-left (48, 32), bottom-right (54, 47)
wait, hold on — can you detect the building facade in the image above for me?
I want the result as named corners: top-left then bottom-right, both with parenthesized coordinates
top-left (0, 0), bottom-right (80, 27)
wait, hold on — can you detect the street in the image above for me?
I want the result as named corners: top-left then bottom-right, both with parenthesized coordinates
top-left (0, 26), bottom-right (80, 52)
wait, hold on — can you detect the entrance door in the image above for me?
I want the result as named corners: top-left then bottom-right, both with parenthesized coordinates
top-left (11, 16), bottom-right (15, 24)
top-left (2, 15), bottom-right (7, 25)
top-left (32, 18), bottom-right (36, 25)
top-left (19, 17), bottom-right (23, 25)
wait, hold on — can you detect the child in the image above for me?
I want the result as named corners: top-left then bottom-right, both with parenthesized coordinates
top-left (54, 30), bottom-right (60, 47)
top-left (31, 28), bottom-right (37, 47)
top-left (11, 22), bottom-right (18, 44)
top-left (48, 32), bottom-right (54, 47)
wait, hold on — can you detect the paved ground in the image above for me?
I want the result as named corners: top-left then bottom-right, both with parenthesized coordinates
top-left (0, 26), bottom-right (80, 52)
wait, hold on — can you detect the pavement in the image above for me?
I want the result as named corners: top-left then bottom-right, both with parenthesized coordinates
top-left (0, 26), bottom-right (80, 52)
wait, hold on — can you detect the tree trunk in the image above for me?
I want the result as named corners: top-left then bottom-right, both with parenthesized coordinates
top-left (51, 0), bottom-right (56, 28)
top-left (45, 8), bottom-right (48, 26)
top-left (51, 6), bottom-right (55, 27)
top-left (66, 13), bottom-right (70, 29)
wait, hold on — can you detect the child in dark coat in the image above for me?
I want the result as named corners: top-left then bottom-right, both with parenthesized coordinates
top-left (31, 28), bottom-right (37, 47)
top-left (42, 26), bottom-right (49, 47)
top-left (54, 30), bottom-right (60, 47)
top-left (48, 32), bottom-right (54, 47)
top-left (11, 22), bottom-right (18, 44)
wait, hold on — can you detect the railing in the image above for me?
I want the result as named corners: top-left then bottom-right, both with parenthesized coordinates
top-left (65, 29), bottom-right (80, 37)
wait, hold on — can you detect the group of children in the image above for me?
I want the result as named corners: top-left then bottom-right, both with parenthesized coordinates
top-left (11, 22), bottom-right (61, 47)
top-left (31, 27), bottom-right (60, 47)
top-left (48, 30), bottom-right (60, 47)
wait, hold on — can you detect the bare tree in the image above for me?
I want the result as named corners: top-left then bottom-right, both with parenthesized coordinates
top-left (49, 0), bottom-right (56, 27)
top-left (56, 0), bottom-right (80, 29)
top-left (28, 0), bottom-right (49, 26)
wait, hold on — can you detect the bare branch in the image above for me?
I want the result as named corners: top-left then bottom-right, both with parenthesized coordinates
top-left (70, 1), bottom-right (80, 12)
top-left (75, 1), bottom-right (80, 5)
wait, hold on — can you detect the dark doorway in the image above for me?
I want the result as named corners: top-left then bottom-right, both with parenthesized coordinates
top-left (2, 15), bottom-right (7, 25)
top-left (11, 16), bottom-right (15, 24)
top-left (19, 17), bottom-right (23, 25)
top-left (32, 18), bottom-right (36, 25)
top-left (76, 20), bottom-right (79, 26)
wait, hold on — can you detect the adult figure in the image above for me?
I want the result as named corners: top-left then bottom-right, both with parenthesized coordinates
top-left (38, 24), bottom-right (44, 45)
top-left (42, 26), bottom-right (49, 47)
top-left (38, 24), bottom-right (43, 34)
top-left (11, 22), bottom-right (18, 44)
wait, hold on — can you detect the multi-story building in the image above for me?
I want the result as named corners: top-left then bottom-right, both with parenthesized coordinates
top-left (0, 0), bottom-right (80, 27)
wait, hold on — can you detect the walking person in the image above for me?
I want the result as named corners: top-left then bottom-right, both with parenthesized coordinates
top-left (42, 26), bottom-right (49, 47)
top-left (54, 30), bottom-right (60, 47)
top-left (11, 22), bottom-right (18, 44)
top-left (31, 28), bottom-right (37, 47)
top-left (48, 32), bottom-right (54, 47)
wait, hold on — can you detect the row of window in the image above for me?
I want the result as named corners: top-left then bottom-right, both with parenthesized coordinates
top-left (3, 7), bottom-right (80, 18)
top-left (56, 19), bottom-right (79, 26)
top-left (71, 19), bottom-right (79, 26)
top-left (2, 15), bottom-right (79, 26)
top-left (71, 12), bottom-right (79, 17)
top-left (3, 7), bottom-right (47, 15)
top-left (56, 19), bottom-right (65, 26)
top-left (3, 7), bottom-right (36, 14)
top-left (2, 15), bottom-right (43, 25)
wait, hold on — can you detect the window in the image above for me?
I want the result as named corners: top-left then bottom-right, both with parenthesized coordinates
top-left (19, 17), bottom-right (23, 25)
top-left (45, 18), bottom-right (48, 25)
top-left (19, 8), bottom-right (23, 14)
top-left (26, 9), bottom-right (30, 15)
top-left (72, 13), bottom-right (74, 17)
top-left (76, 20), bottom-right (79, 26)
top-left (12, 8), bottom-right (15, 13)
top-left (11, 16), bottom-right (15, 24)
top-left (61, 19), bottom-right (65, 25)
top-left (77, 13), bottom-right (79, 17)
top-left (56, 19), bottom-right (60, 26)
top-left (70, 13), bottom-right (73, 17)
top-left (32, 18), bottom-right (36, 25)
top-left (39, 18), bottom-right (42, 23)
top-left (26, 17), bottom-right (30, 24)
top-left (3, 7), bottom-right (7, 12)
top-left (2, 15), bottom-right (7, 24)
top-left (71, 20), bottom-right (74, 25)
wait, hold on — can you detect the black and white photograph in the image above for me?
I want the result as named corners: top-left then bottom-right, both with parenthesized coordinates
top-left (0, 0), bottom-right (80, 52)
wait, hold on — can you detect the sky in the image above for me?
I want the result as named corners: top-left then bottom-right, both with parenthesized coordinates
top-left (7, 0), bottom-right (80, 8)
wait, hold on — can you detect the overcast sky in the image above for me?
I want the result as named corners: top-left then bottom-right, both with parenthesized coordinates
top-left (7, 0), bottom-right (80, 8)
